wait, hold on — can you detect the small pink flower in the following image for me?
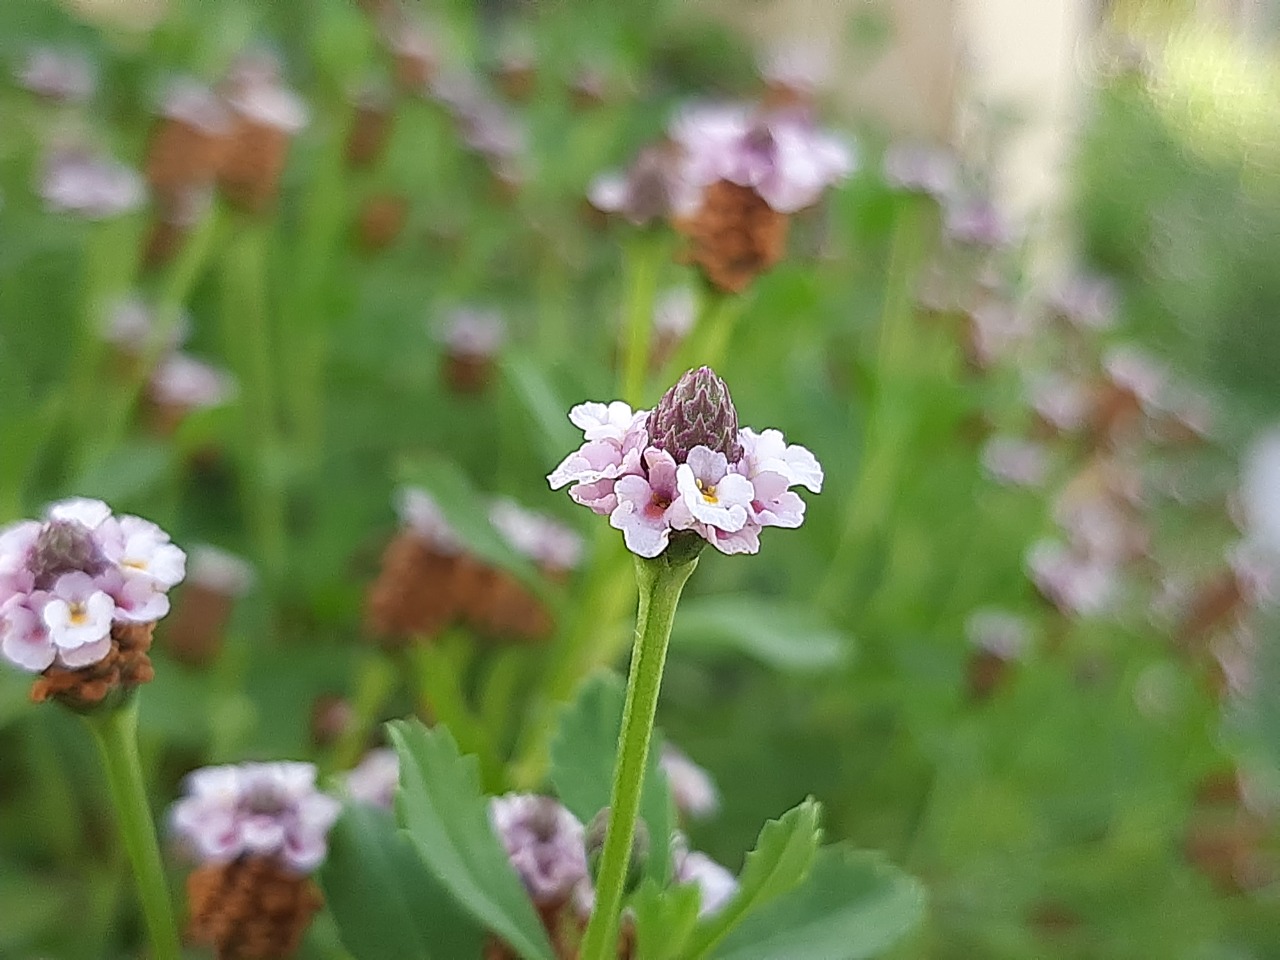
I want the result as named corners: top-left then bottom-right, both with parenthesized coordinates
top-left (610, 449), bottom-right (690, 558)
top-left (48, 497), bottom-right (112, 530)
top-left (346, 748), bottom-right (398, 810)
top-left (660, 744), bottom-right (720, 820)
top-left (672, 835), bottom-right (737, 916)
top-left (41, 571), bottom-right (116, 654)
top-left (17, 47), bottom-right (96, 102)
top-left (170, 762), bottom-right (340, 875)
top-left (981, 436), bottom-right (1049, 488)
top-left (569, 401), bottom-right (645, 443)
top-left (490, 498), bottom-right (584, 573)
top-left (675, 447), bottom-right (754, 533)
top-left (109, 515), bottom-right (187, 587)
top-left (396, 487), bottom-right (465, 554)
top-left (738, 428), bottom-right (823, 493)
top-left (148, 353), bottom-right (237, 411)
top-left (101, 567), bottom-right (171, 624)
top-left (0, 597), bottom-right (54, 671)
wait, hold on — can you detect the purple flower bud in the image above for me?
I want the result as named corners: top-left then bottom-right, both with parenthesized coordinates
top-left (647, 367), bottom-right (742, 464)
top-left (30, 519), bottom-right (110, 588)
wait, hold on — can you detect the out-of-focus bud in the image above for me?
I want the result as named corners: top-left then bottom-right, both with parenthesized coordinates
top-left (355, 193), bottom-right (409, 252)
top-left (345, 83), bottom-right (395, 170)
top-left (586, 807), bottom-right (649, 898)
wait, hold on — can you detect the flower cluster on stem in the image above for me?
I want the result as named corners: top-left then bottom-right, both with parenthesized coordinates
top-left (549, 367), bottom-right (822, 558)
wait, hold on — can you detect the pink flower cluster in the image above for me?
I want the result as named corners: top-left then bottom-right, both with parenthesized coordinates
top-left (547, 399), bottom-right (822, 558)
top-left (170, 762), bottom-right (341, 875)
top-left (589, 103), bottom-right (853, 223)
top-left (0, 498), bottom-right (186, 673)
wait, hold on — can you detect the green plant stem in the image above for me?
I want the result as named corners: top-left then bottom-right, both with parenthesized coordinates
top-left (93, 205), bottom-right (225, 467)
top-left (328, 649), bottom-right (397, 775)
top-left (815, 199), bottom-right (930, 613)
top-left (412, 636), bottom-right (504, 792)
top-left (662, 286), bottom-right (744, 381)
top-left (619, 234), bottom-right (666, 406)
top-left (84, 699), bottom-right (182, 960)
top-left (579, 552), bottom-right (697, 960)
top-left (221, 222), bottom-right (287, 578)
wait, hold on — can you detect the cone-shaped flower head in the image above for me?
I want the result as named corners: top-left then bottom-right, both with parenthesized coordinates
top-left (30, 519), bottom-right (111, 587)
top-left (647, 366), bottom-right (742, 463)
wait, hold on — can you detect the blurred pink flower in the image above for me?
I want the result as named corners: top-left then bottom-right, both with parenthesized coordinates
top-left (170, 762), bottom-right (341, 874)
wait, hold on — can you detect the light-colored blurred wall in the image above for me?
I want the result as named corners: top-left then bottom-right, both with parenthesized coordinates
top-left (696, 0), bottom-right (1092, 275)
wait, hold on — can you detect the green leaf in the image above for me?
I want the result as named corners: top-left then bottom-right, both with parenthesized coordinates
top-left (670, 596), bottom-right (850, 672)
top-left (549, 672), bottom-right (675, 882)
top-left (685, 797), bottom-right (823, 959)
top-left (320, 803), bottom-right (485, 960)
top-left (389, 719), bottom-right (556, 960)
top-left (500, 354), bottom-right (579, 468)
top-left (709, 847), bottom-right (926, 960)
top-left (633, 878), bottom-right (702, 960)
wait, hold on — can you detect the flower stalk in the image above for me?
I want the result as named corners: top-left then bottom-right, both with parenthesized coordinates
top-left (84, 698), bottom-right (182, 960)
top-left (579, 551), bottom-right (697, 960)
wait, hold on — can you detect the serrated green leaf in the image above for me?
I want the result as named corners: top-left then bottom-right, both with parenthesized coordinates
top-left (320, 803), bottom-right (485, 960)
top-left (549, 672), bottom-right (674, 882)
top-left (633, 878), bottom-right (702, 960)
top-left (389, 719), bottom-right (556, 960)
top-left (709, 847), bottom-right (926, 960)
top-left (670, 596), bottom-right (850, 672)
top-left (685, 797), bottom-right (822, 959)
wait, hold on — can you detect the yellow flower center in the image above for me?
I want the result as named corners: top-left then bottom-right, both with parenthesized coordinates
top-left (696, 479), bottom-right (719, 505)
top-left (68, 602), bottom-right (88, 626)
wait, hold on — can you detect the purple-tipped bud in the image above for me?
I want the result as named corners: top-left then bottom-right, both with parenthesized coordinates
top-left (647, 367), bottom-right (742, 463)
top-left (30, 519), bottom-right (109, 588)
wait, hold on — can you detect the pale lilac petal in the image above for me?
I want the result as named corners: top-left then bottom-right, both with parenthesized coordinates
top-left (1, 603), bottom-right (55, 671)
top-left (56, 632), bottom-right (112, 668)
top-left (47, 498), bottom-right (112, 529)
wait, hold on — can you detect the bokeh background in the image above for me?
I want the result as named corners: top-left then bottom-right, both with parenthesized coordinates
top-left (1, 0), bottom-right (1279, 957)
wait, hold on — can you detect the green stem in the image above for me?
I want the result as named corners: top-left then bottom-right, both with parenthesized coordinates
top-left (662, 286), bottom-right (743, 383)
top-left (619, 234), bottom-right (665, 406)
top-left (327, 649), bottom-right (398, 774)
top-left (221, 223), bottom-right (287, 578)
top-left (84, 699), bottom-right (182, 960)
top-left (815, 200), bottom-right (930, 613)
top-left (579, 552), bottom-right (697, 960)
top-left (412, 636), bottom-right (504, 792)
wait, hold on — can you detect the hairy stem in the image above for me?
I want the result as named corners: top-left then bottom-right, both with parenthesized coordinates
top-left (579, 553), bottom-right (697, 960)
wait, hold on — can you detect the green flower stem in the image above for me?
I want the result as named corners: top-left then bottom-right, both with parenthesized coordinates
top-left (816, 198), bottom-right (931, 613)
top-left (327, 649), bottom-right (397, 775)
top-left (84, 699), bottom-right (182, 960)
top-left (579, 552), bottom-right (697, 960)
top-left (98, 205), bottom-right (225, 460)
top-left (619, 234), bottom-right (667, 406)
top-left (68, 216), bottom-right (138, 475)
top-left (664, 286), bottom-right (743, 382)
top-left (221, 222), bottom-right (287, 578)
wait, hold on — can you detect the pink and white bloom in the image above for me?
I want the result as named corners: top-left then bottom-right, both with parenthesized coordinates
top-left (0, 499), bottom-right (185, 674)
top-left (170, 762), bottom-right (341, 875)
top-left (660, 744), bottom-right (720, 820)
top-left (676, 447), bottom-right (754, 533)
top-left (669, 104), bottom-right (854, 215)
top-left (489, 794), bottom-right (588, 907)
top-left (41, 572), bottom-right (116, 661)
top-left (672, 836), bottom-right (737, 916)
top-left (40, 148), bottom-right (145, 220)
top-left (610, 449), bottom-right (690, 558)
top-left (395, 486), bottom-right (465, 554)
top-left (345, 748), bottom-right (399, 810)
top-left (548, 368), bottom-right (822, 557)
top-left (490, 498), bottom-right (584, 573)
